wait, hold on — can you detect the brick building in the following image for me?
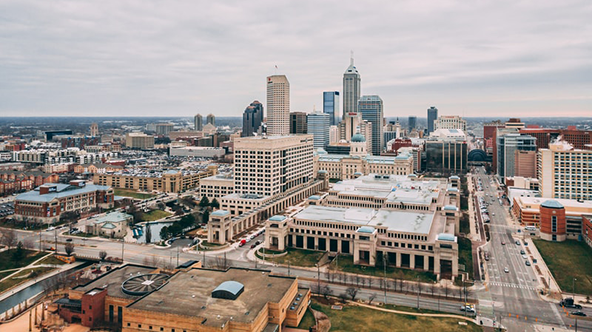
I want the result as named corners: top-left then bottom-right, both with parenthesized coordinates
top-left (14, 180), bottom-right (113, 224)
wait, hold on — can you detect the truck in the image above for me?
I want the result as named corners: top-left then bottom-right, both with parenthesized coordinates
top-left (559, 298), bottom-right (582, 309)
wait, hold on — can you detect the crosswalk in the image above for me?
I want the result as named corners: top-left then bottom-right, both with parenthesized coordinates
top-left (488, 281), bottom-right (537, 291)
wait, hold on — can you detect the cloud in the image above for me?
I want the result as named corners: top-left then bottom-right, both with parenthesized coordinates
top-left (0, 0), bottom-right (591, 117)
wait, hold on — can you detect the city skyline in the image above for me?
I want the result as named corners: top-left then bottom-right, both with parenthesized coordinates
top-left (1, 1), bottom-right (591, 118)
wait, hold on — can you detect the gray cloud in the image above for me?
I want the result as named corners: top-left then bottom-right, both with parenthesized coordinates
top-left (0, 0), bottom-right (591, 117)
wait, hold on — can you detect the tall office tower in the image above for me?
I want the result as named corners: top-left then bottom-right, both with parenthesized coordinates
top-left (408, 116), bottom-right (417, 133)
top-left (358, 95), bottom-right (384, 155)
top-left (343, 56), bottom-right (361, 116)
top-left (307, 111), bottom-right (331, 149)
top-left (267, 75), bottom-right (290, 135)
top-left (90, 123), bottom-right (98, 137)
top-left (241, 100), bottom-right (264, 137)
top-left (329, 125), bottom-right (339, 144)
top-left (290, 112), bottom-right (307, 134)
top-left (206, 114), bottom-right (216, 126)
top-left (233, 135), bottom-right (314, 197)
top-left (433, 115), bottom-right (467, 132)
top-left (338, 113), bottom-right (373, 154)
top-left (194, 114), bottom-right (203, 131)
top-left (538, 140), bottom-right (592, 201)
top-left (427, 106), bottom-right (438, 134)
top-left (323, 91), bottom-right (340, 126)
top-left (496, 133), bottom-right (537, 180)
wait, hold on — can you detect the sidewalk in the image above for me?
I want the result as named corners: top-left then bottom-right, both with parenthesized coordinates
top-left (0, 261), bottom-right (84, 303)
top-left (522, 237), bottom-right (563, 301)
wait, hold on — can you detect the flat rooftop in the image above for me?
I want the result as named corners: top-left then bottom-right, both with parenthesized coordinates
top-left (127, 268), bottom-right (296, 327)
top-left (295, 205), bottom-right (435, 235)
top-left (74, 265), bottom-right (156, 300)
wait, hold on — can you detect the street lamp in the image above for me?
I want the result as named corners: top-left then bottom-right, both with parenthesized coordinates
top-left (416, 276), bottom-right (420, 310)
top-left (573, 277), bottom-right (577, 299)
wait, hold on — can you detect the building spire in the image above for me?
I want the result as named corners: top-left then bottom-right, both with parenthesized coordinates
top-left (350, 51), bottom-right (354, 66)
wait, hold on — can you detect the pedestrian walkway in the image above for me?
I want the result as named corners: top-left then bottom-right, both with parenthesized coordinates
top-left (489, 281), bottom-right (538, 291)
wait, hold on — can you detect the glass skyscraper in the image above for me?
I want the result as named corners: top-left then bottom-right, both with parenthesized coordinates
top-left (358, 95), bottom-right (384, 155)
top-left (427, 106), bottom-right (438, 134)
top-left (307, 111), bottom-right (331, 149)
top-left (323, 91), bottom-right (340, 126)
top-left (241, 100), bottom-right (264, 137)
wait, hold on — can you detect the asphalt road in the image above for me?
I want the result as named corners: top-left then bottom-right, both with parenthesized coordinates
top-left (472, 168), bottom-right (592, 331)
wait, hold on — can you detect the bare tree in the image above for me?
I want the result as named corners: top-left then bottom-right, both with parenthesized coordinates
top-left (368, 293), bottom-right (377, 305)
top-left (444, 283), bottom-right (449, 298)
top-left (338, 293), bottom-right (348, 303)
top-left (99, 251), bottom-right (107, 261)
top-left (346, 287), bottom-right (359, 301)
top-left (64, 242), bottom-right (75, 256)
top-left (0, 228), bottom-right (17, 250)
top-left (417, 280), bottom-right (422, 296)
top-left (22, 237), bottom-right (35, 250)
top-left (367, 277), bottom-right (373, 289)
top-left (392, 279), bottom-right (398, 292)
top-left (431, 283), bottom-right (435, 297)
top-left (320, 285), bottom-right (333, 299)
top-left (355, 275), bottom-right (361, 287)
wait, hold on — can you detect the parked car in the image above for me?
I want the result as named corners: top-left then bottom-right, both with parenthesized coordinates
top-left (504, 267), bottom-right (509, 273)
top-left (525, 261), bottom-right (531, 266)
top-left (571, 311), bottom-right (587, 317)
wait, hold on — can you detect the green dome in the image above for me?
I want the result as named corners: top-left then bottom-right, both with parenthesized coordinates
top-left (351, 133), bottom-right (366, 142)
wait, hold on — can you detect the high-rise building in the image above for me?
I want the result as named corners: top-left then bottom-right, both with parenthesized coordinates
top-left (241, 101), bottom-right (264, 137)
top-left (89, 123), bottom-right (99, 137)
top-left (514, 150), bottom-right (537, 178)
top-left (496, 133), bottom-right (537, 180)
top-left (338, 112), bottom-right (373, 154)
top-left (233, 135), bottom-right (314, 197)
top-left (427, 106), bottom-right (438, 134)
top-left (358, 95), bottom-right (384, 155)
top-left (323, 91), bottom-right (341, 126)
top-left (307, 111), bottom-right (331, 149)
top-left (425, 140), bottom-right (468, 174)
top-left (194, 114), bottom-right (203, 131)
top-left (126, 133), bottom-right (155, 150)
top-left (329, 125), bottom-right (339, 144)
top-left (408, 116), bottom-right (417, 133)
top-left (206, 114), bottom-right (216, 126)
top-left (343, 56), bottom-right (361, 116)
top-left (433, 115), bottom-right (467, 132)
top-left (266, 75), bottom-right (290, 135)
top-left (154, 123), bottom-right (174, 136)
top-left (538, 140), bottom-right (592, 201)
top-left (290, 112), bottom-right (307, 134)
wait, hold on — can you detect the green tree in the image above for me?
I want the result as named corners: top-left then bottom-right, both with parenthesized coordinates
top-left (12, 241), bottom-right (25, 261)
top-left (179, 214), bottom-right (195, 229)
top-left (210, 198), bottom-right (220, 209)
top-left (199, 196), bottom-right (210, 208)
top-left (160, 226), bottom-right (169, 240)
top-left (202, 209), bottom-right (210, 224)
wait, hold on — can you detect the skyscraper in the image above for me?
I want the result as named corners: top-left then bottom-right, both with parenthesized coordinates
top-left (323, 91), bottom-right (340, 126)
top-left (359, 95), bottom-right (384, 155)
top-left (194, 114), bottom-right (203, 131)
top-left (266, 75), bottom-right (290, 135)
top-left (408, 116), bottom-right (417, 133)
top-left (241, 100), bottom-right (264, 137)
top-left (427, 106), bottom-right (438, 134)
top-left (343, 56), bottom-right (361, 116)
top-left (290, 112), bottom-right (307, 134)
top-left (307, 111), bottom-right (331, 149)
top-left (206, 114), bottom-right (216, 126)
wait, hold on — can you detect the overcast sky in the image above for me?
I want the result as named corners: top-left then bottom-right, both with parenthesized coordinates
top-left (1, 0), bottom-right (591, 118)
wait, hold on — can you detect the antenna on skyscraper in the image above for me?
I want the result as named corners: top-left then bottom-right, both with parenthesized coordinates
top-left (350, 51), bottom-right (354, 66)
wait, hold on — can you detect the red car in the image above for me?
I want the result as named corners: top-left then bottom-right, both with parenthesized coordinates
top-left (501, 241), bottom-right (506, 245)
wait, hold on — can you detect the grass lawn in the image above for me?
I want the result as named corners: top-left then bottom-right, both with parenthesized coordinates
top-left (36, 255), bottom-right (67, 266)
top-left (0, 267), bottom-right (55, 293)
top-left (460, 212), bottom-right (470, 235)
top-left (533, 239), bottom-right (592, 295)
top-left (142, 210), bottom-right (171, 221)
top-left (329, 255), bottom-right (437, 283)
top-left (259, 248), bottom-right (325, 267)
top-left (114, 189), bottom-right (156, 200)
top-left (383, 304), bottom-right (451, 315)
top-left (0, 250), bottom-right (47, 271)
top-left (0, 271), bottom-right (12, 281)
top-left (294, 308), bottom-right (316, 329)
top-left (311, 299), bottom-right (481, 332)
top-left (457, 237), bottom-right (473, 280)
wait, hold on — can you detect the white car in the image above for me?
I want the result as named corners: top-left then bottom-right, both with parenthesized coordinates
top-left (522, 255), bottom-right (527, 259)
top-left (504, 267), bottom-right (510, 273)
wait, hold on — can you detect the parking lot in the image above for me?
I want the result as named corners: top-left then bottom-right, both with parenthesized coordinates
top-left (0, 201), bottom-right (14, 218)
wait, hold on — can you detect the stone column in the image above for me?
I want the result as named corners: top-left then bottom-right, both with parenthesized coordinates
top-left (410, 254), bottom-right (416, 269)
top-left (396, 252), bottom-right (402, 267)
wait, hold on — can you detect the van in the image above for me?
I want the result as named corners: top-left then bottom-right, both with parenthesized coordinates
top-left (525, 226), bottom-right (536, 231)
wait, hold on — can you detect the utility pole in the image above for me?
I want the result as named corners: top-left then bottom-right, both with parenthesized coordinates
top-left (54, 229), bottom-right (57, 253)
top-left (38, 231), bottom-right (42, 252)
top-left (316, 263), bottom-right (320, 295)
top-left (176, 246), bottom-right (180, 267)
top-left (573, 277), bottom-right (577, 299)
top-left (121, 239), bottom-right (125, 262)
top-left (416, 276), bottom-right (420, 310)
top-left (288, 261), bottom-right (291, 277)
top-left (383, 254), bottom-right (387, 305)
top-left (203, 250), bottom-right (206, 268)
